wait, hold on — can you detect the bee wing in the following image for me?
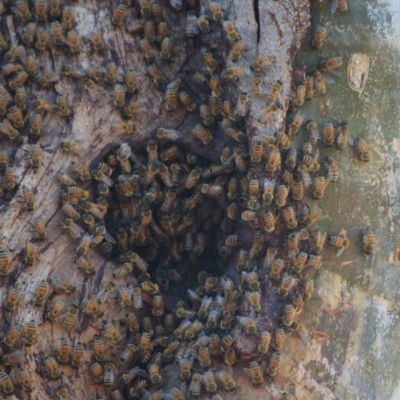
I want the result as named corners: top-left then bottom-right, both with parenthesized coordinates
top-left (169, 0), bottom-right (182, 10)
top-left (330, 0), bottom-right (338, 15)
top-left (324, 76), bottom-right (336, 85)
top-left (243, 368), bottom-right (253, 378)
top-left (104, 368), bottom-right (115, 381)
top-left (180, 382), bottom-right (187, 393)
top-left (142, 389), bottom-right (151, 400)
top-left (329, 69), bottom-right (342, 77)
top-left (260, 360), bottom-right (267, 374)
top-left (105, 231), bottom-right (116, 244)
top-left (226, 393), bottom-right (239, 400)
top-left (347, 132), bottom-right (354, 146)
top-left (161, 395), bottom-right (173, 400)
top-left (336, 247), bottom-right (346, 257)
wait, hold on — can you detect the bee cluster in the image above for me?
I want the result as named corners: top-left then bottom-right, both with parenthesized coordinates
top-left (0, 0), bottom-right (375, 398)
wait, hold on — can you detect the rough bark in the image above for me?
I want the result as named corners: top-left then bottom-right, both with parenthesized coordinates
top-left (0, 0), bottom-right (312, 399)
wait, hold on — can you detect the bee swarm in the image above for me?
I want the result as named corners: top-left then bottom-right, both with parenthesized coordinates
top-left (0, 0), bottom-right (368, 399)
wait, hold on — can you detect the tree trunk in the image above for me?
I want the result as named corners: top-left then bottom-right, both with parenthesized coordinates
top-left (0, 0), bottom-right (312, 399)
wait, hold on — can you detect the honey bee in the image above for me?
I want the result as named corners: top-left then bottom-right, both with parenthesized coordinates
top-left (320, 157), bottom-right (338, 184)
top-left (291, 179), bottom-right (303, 201)
top-left (91, 362), bottom-right (104, 384)
top-left (191, 124), bottom-right (213, 146)
top-left (197, 14), bottom-right (210, 33)
top-left (229, 40), bottom-right (246, 61)
top-left (264, 147), bottom-right (280, 172)
top-left (38, 71), bottom-right (59, 87)
top-left (82, 77), bottom-right (101, 103)
top-left (115, 143), bottom-right (132, 174)
top-left (46, 299), bottom-right (65, 321)
top-left (186, 11), bottom-right (199, 37)
top-left (19, 186), bottom-right (35, 212)
top-left (111, 84), bottom-right (126, 108)
top-left (34, 280), bottom-right (50, 307)
top-left (70, 342), bottom-right (84, 369)
top-left (24, 319), bottom-right (37, 346)
top-left (131, 0), bottom-right (148, 17)
top-left (148, 64), bottom-right (165, 86)
top-left (1, 62), bottom-right (22, 76)
top-left (56, 338), bottom-right (71, 364)
top-left (13, 0), bottom-right (32, 21)
top-left (215, 371), bottom-right (235, 391)
top-left (209, 1), bottom-right (223, 21)
top-left (48, 277), bottom-right (76, 295)
top-left (275, 184), bottom-right (289, 208)
top-left (3, 166), bottom-right (16, 190)
top-left (3, 324), bottom-right (23, 347)
top-left (112, 3), bottom-right (126, 26)
top-left (292, 251), bottom-right (307, 275)
top-left (336, 122), bottom-right (354, 149)
top-left (305, 204), bottom-right (322, 226)
top-left (275, 131), bottom-right (291, 150)
top-left (269, 258), bottom-right (284, 280)
top-left (252, 76), bottom-right (263, 97)
top-left (144, 20), bottom-right (155, 43)
top-left (288, 111), bottom-right (305, 136)
top-left (28, 113), bottom-right (42, 139)
top-left (179, 91), bottom-right (197, 112)
top-left (278, 274), bottom-right (295, 298)
top-left (186, 372), bottom-right (201, 396)
top-left (321, 57), bottom-right (343, 71)
top-left (45, 356), bottom-right (62, 379)
top-left (0, 121), bottom-right (19, 141)
top-left (236, 315), bottom-right (257, 336)
top-left (4, 287), bottom-right (20, 312)
top-left (362, 228), bottom-right (375, 254)
top-left (139, 38), bottom-right (155, 61)
top-left (34, 29), bottom-right (51, 51)
top-left (0, 250), bottom-right (10, 277)
top-left (252, 55), bottom-right (275, 73)
top-left (33, 97), bottom-right (52, 112)
top-left (283, 304), bottom-right (297, 327)
top-left (302, 279), bottom-right (314, 301)
top-left (0, 372), bottom-right (14, 394)
top-left (103, 362), bottom-right (115, 386)
top-left (15, 368), bottom-right (33, 392)
top-left (119, 344), bottom-right (137, 365)
top-left (222, 67), bottom-right (245, 80)
top-left (222, 20), bottom-right (239, 40)
top-left (329, 229), bottom-right (350, 256)
top-left (123, 69), bottom-right (137, 94)
top-left (293, 84), bottom-right (305, 107)
top-left (148, 363), bottom-right (163, 387)
top-left (20, 22), bottom-right (36, 45)
top-left (7, 106), bottom-right (24, 128)
top-left (244, 361), bottom-right (266, 386)
top-left (87, 31), bottom-right (105, 52)
top-left (245, 291), bottom-right (261, 313)
top-left (75, 255), bottom-right (95, 274)
top-left (233, 92), bottom-right (249, 121)
top-left (92, 338), bottom-right (107, 362)
top-left (331, 0), bottom-right (348, 13)
top-left (60, 218), bottom-right (83, 239)
top-left (321, 122), bottom-right (334, 146)
top-left (8, 70), bottom-right (28, 92)
top-left (203, 50), bottom-right (218, 73)
top-left (311, 26), bottom-right (327, 49)
top-left (62, 304), bottom-right (79, 331)
top-left (313, 231), bottom-right (327, 254)
top-left (102, 322), bottom-right (123, 344)
top-left (56, 95), bottom-right (71, 117)
top-left (201, 370), bottom-right (217, 393)
top-left (256, 331), bottom-right (272, 355)
top-left (266, 80), bottom-right (282, 104)
top-left (282, 206), bottom-right (298, 229)
top-left (70, 161), bottom-right (90, 181)
top-left (266, 352), bottom-right (281, 377)
top-left (14, 87), bottom-right (27, 109)
top-left (355, 138), bottom-right (371, 162)
top-left (157, 37), bottom-right (171, 60)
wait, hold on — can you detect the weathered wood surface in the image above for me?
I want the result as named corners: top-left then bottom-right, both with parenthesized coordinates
top-left (0, 0), bottom-right (314, 399)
